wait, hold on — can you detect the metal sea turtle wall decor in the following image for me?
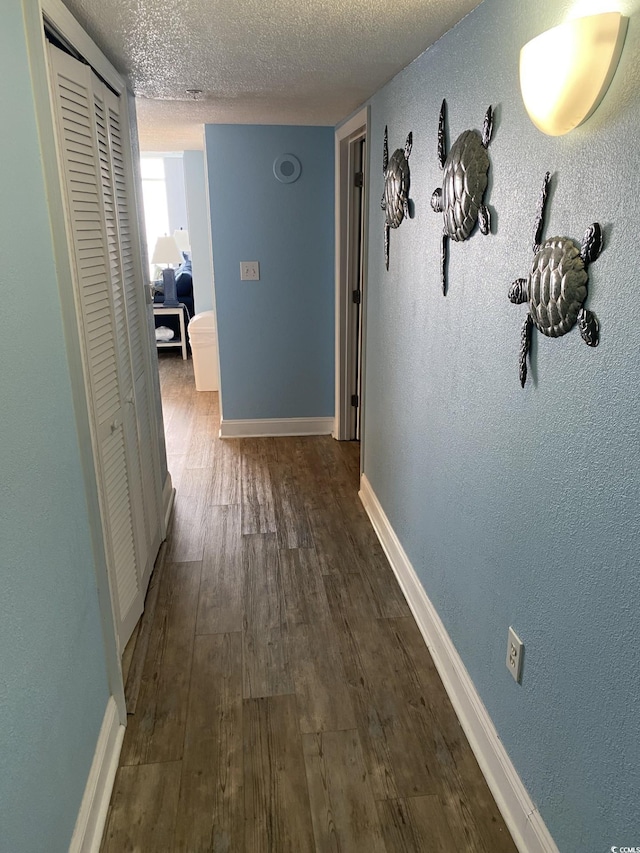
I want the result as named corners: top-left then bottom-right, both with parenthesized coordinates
top-left (381, 125), bottom-right (412, 270)
top-left (508, 171), bottom-right (603, 388)
top-left (431, 99), bottom-right (494, 295)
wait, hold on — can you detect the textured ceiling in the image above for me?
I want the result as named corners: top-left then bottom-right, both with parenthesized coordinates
top-left (61, 0), bottom-right (483, 150)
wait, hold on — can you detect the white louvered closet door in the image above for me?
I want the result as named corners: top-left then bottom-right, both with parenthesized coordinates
top-left (47, 43), bottom-right (145, 648)
top-left (104, 87), bottom-right (163, 588)
top-left (92, 77), bottom-right (150, 587)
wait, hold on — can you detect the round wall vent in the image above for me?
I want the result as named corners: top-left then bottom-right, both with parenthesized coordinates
top-left (273, 153), bottom-right (301, 184)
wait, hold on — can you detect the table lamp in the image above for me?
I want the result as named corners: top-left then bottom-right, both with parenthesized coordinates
top-left (151, 235), bottom-right (182, 307)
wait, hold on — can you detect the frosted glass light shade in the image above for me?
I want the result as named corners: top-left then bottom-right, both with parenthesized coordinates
top-left (151, 235), bottom-right (182, 265)
top-left (520, 12), bottom-right (627, 136)
top-left (173, 229), bottom-right (191, 252)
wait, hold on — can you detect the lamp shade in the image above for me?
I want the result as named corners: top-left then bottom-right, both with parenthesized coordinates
top-left (151, 235), bottom-right (182, 265)
top-left (173, 229), bottom-right (191, 253)
top-left (519, 12), bottom-right (628, 136)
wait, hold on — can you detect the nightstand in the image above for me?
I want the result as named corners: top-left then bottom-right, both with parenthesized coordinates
top-left (153, 304), bottom-right (188, 360)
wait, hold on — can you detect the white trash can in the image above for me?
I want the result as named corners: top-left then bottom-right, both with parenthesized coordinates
top-left (188, 311), bottom-right (218, 392)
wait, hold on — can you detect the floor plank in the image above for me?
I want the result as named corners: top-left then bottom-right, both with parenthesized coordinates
top-left (325, 608), bottom-right (439, 799)
top-left (241, 438), bottom-right (277, 535)
top-left (125, 551), bottom-right (164, 714)
top-left (121, 560), bottom-right (201, 765)
top-left (163, 397), bottom-right (195, 456)
top-left (437, 744), bottom-right (517, 853)
top-left (323, 567), bottom-right (393, 621)
top-left (355, 550), bottom-right (413, 619)
top-left (244, 694), bottom-right (316, 853)
top-left (209, 437), bottom-right (242, 505)
top-left (166, 451), bottom-right (187, 493)
top-left (197, 505), bottom-right (243, 635)
top-left (177, 465), bottom-right (216, 499)
top-left (302, 729), bottom-right (387, 853)
top-left (279, 547), bottom-right (331, 627)
top-left (242, 534), bottom-right (292, 698)
top-left (165, 495), bottom-right (206, 563)
top-left (270, 455), bottom-right (313, 549)
top-left (100, 761), bottom-right (182, 853)
top-left (121, 619), bottom-right (139, 688)
top-left (173, 633), bottom-right (243, 853)
top-left (288, 616), bottom-right (357, 734)
top-left (306, 500), bottom-right (362, 575)
top-left (321, 595), bottom-right (399, 801)
top-left (377, 795), bottom-right (458, 853)
top-left (185, 414), bottom-right (217, 469)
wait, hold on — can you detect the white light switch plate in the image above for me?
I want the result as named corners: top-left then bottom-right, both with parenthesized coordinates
top-left (506, 626), bottom-right (524, 683)
top-left (240, 261), bottom-right (260, 281)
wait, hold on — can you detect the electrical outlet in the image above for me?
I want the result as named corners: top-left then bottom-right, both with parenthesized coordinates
top-left (506, 627), bottom-right (524, 683)
top-left (240, 261), bottom-right (260, 281)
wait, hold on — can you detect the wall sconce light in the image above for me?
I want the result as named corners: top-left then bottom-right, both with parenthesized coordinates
top-left (520, 12), bottom-right (628, 136)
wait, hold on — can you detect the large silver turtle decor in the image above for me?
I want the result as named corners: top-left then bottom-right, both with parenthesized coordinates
top-left (508, 171), bottom-right (602, 388)
top-left (381, 125), bottom-right (412, 270)
top-left (430, 99), bottom-right (494, 295)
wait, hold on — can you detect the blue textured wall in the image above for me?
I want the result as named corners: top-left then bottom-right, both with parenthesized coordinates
top-left (0, 7), bottom-right (110, 851)
top-left (363, 1), bottom-right (640, 850)
top-left (205, 125), bottom-right (334, 420)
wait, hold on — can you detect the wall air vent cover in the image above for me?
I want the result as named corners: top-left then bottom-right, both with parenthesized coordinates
top-left (273, 153), bottom-right (301, 183)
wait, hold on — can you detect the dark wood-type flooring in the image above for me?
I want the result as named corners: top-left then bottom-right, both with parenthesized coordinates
top-left (103, 353), bottom-right (517, 853)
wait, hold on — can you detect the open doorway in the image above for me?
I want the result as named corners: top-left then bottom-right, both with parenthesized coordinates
top-left (335, 107), bottom-right (369, 461)
top-left (141, 151), bottom-right (220, 389)
top-left (348, 135), bottom-right (366, 442)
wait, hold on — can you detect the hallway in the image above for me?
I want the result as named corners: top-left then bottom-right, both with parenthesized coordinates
top-left (101, 354), bottom-right (517, 852)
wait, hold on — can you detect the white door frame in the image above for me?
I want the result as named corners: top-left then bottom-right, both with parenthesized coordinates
top-left (334, 106), bottom-right (370, 445)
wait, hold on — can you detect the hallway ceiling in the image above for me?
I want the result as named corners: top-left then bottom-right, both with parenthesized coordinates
top-left (61, 0), bottom-right (482, 150)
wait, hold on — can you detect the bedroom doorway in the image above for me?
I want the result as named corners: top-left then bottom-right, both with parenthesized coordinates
top-left (335, 106), bottom-right (369, 456)
top-left (349, 135), bottom-right (366, 441)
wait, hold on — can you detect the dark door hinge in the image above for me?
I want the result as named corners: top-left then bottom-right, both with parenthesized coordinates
top-left (354, 171), bottom-right (364, 188)
top-left (352, 289), bottom-right (361, 304)
top-left (351, 394), bottom-right (359, 407)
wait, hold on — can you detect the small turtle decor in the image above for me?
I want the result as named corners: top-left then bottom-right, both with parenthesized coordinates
top-left (430, 99), bottom-right (494, 295)
top-left (508, 171), bottom-right (603, 388)
top-left (381, 125), bottom-right (412, 270)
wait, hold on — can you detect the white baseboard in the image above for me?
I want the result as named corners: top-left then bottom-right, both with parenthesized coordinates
top-left (358, 474), bottom-right (559, 853)
top-left (219, 416), bottom-right (335, 438)
top-left (162, 471), bottom-right (175, 535)
top-left (69, 696), bottom-right (125, 853)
